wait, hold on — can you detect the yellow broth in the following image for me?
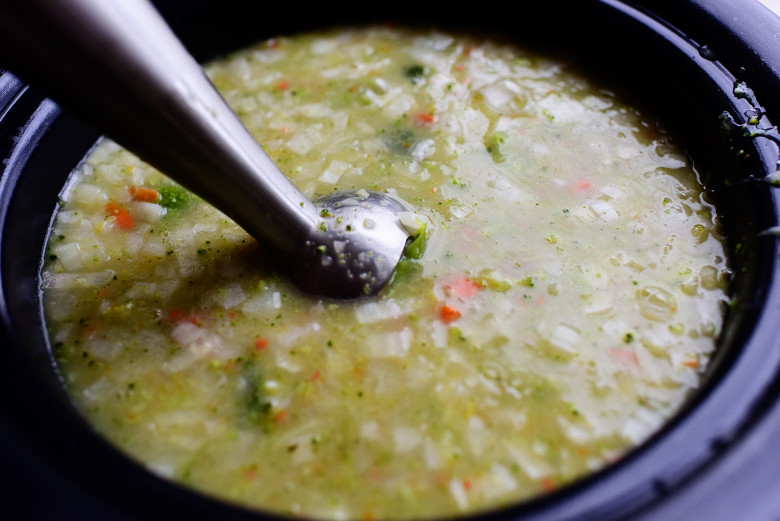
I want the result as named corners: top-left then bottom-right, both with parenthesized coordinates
top-left (41, 27), bottom-right (728, 520)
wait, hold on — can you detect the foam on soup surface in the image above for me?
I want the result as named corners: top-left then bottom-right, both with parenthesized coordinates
top-left (41, 26), bottom-right (728, 520)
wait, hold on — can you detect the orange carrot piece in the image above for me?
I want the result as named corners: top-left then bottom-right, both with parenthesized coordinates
top-left (541, 476), bottom-right (557, 492)
top-left (439, 305), bottom-right (461, 323)
top-left (104, 201), bottom-right (134, 230)
top-left (573, 180), bottom-right (593, 191)
top-left (414, 112), bottom-right (436, 126)
top-left (255, 338), bottom-right (269, 350)
top-left (445, 276), bottom-right (482, 299)
top-left (131, 186), bottom-right (160, 202)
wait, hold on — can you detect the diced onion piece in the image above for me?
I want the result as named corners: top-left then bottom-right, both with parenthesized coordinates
top-left (589, 200), bottom-right (619, 221)
top-left (171, 322), bottom-right (205, 345)
top-left (410, 138), bottom-right (436, 161)
top-left (132, 201), bottom-right (167, 222)
top-left (550, 324), bottom-right (580, 353)
top-left (355, 300), bottom-right (402, 323)
top-left (480, 80), bottom-right (528, 115)
top-left (218, 282), bottom-right (246, 309)
top-left (82, 377), bottom-right (112, 403)
top-left (360, 421), bottom-right (380, 441)
top-left (285, 128), bottom-right (322, 155)
top-left (504, 442), bottom-right (554, 480)
top-left (449, 478), bottom-right (469, 510)
top-left (398, 211), bottom-right (425, 235)
top-left (53, 242), bottom-right (84, 271)
top-left (319, 160), bottom-right (350, 184)
top-left (86, 336), bottom-right (121, 361)
top-left (423, 437), bottom-right (442, 469)
top-left (393, 426), bottom-right (422, 453)
top-left (483, 464), bottom-right (518, 498)
top-left (70, 183), bottom-right (108, 205)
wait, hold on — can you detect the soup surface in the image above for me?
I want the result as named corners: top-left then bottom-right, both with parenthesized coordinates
top-left (41, 26), bottom-right (728, 520)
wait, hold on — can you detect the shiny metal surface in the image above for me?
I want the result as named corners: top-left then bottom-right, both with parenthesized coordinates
top-left (293, 191), bottom-right (414, 298)
top-left (0, 0), bottom-right (411, 298)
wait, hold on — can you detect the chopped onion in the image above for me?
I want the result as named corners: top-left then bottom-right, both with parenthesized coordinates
top-left (448, 478), bottom-right (468, 510)
top-left (393, 426), bottom-right (422, 453)
top-left (215, 282), bottom-right (246, 309)
top-left (589, 200), bottom-right (619, 221)
top-left (70, 183), bottom-right (108, 205)
top-left (54, 242), bottom-right (84, 271)
top-left (171, 322), bottom-right (205, 345)
top-left (86, 336), bottom-right (122, 361)
top-left (355, 299), bottom-right (403, 323)
top-left (480, 80), bottom-right (529, 116)
top-left (319, 160), bottom-right (350, 184)
top-left (132, 201), bottom-right (167, 222)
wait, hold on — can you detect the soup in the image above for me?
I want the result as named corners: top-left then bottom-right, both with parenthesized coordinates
top-left (41, 26), bottom-right (728, 520)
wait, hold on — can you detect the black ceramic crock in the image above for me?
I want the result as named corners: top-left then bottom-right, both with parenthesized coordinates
top-left (2, 1), bottom-right (780, 520)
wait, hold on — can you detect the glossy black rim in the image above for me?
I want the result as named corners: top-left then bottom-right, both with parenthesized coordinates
top-left (2, 1), bottom-right (780, 520)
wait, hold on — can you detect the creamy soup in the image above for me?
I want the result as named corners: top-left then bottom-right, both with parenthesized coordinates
top-left (41, 26), bottom-right (728, 520)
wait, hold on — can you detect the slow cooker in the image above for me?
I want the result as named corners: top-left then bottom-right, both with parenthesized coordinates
top-left (2, 1), bottom-right (780, 519)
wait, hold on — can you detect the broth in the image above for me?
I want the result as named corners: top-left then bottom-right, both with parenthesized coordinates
top-left (41, 26), bottom-right (728, 520)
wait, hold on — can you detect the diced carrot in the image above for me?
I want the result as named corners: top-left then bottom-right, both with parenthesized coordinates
top-left (130, 186), bottom-right (160, 202)
top-left (682, 359), bottom-right (699, 368)
top-left (463, 479), bottom-right (473, 491)
top-left (309, 369), bottom-right (321, 382)
top-left (255, 338), bottom-right (269, 350)
top-left (573, 180), bottom-right (593, 192)
top-left (276, 79), bottom-right (290, 90)
top-left (414, 112), bottom-right (436, 126)
top-left (541, 476), bottom-right (557, 492)
top-left (439, 305), bottom-right (461, 323)
top-left (609, 348), bottom-right (639, 368)
top-left (444, 275), bottom-right (482, 299)
top-left (104, 201), bottom-right (134, 230)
